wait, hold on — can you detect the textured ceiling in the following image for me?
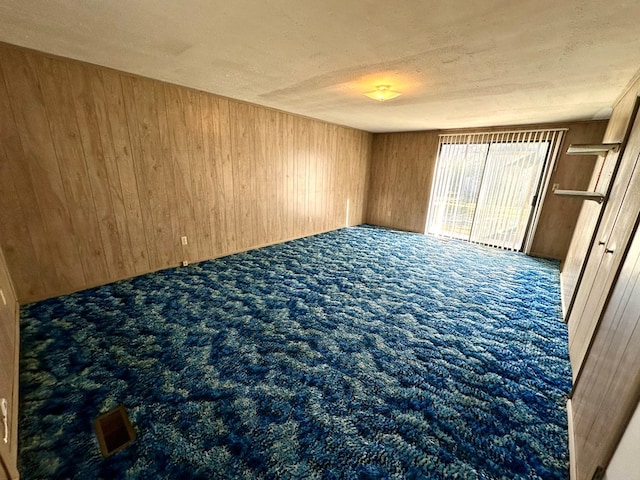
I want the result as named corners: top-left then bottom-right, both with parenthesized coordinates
top-left (1, 0), bottom-right (640, 132)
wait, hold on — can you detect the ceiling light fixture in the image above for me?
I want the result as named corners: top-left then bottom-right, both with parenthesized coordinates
top-left (364, 85), bottom-right (402, 102)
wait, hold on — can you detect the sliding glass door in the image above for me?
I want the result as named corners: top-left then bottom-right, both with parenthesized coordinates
top-left (426, 130), bottom-right (564, 251)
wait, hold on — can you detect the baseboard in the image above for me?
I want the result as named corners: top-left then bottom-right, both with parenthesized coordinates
top-left (567, 398), bottom-right (577, 480)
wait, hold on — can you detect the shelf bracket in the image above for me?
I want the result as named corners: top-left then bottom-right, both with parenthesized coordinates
top-left (554, 190), bottom-right (606, 204)
top-left (566, 143), bottom-right (620, 156)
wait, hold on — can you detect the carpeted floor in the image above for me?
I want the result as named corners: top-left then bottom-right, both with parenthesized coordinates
top-left (19, 225), bottom-right (571, 479)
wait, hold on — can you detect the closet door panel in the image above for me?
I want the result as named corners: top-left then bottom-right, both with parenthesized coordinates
top-left (571, 225), bottom-right (640, 480)
top-left (570, 189), bottom-right (640, 379)
top-left (0, 261), bottom-right (18, 478)
top-left (0, 305), bottom-right (15, 461)
top-left (568, 109), bottom-right (640, 379)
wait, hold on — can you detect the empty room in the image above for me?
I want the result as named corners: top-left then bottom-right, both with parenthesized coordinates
top-left (1, 1), bottom-right (640, 479)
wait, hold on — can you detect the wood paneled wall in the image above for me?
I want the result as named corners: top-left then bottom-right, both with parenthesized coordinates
top-left (561, 74), bottom-right (640, 315)
top-left (528, 121), bottom-right (607, 260)
top-left (0, 43), bottom-right (371, 303)
top-left (366, 122), bottom-right (607, 261)
top-left (0, 247), bottom-right (19, 479)
top-left (366, 131), bottom-right (439, 233)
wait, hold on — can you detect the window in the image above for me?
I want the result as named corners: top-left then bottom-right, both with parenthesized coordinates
top-left (426, 130), bottom-right (565, 251)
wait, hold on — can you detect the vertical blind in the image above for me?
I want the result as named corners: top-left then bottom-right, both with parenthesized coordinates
top-left (426, 129), bottom-right (565, 251)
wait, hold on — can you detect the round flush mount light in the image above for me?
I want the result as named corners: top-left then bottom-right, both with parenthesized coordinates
top-left (364, 85), bottom-right (402, 102)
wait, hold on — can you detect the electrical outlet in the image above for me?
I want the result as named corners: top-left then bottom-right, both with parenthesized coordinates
top-left (181, 236), bottom-right (188, 246)
top-left (181, 260), bottom-right (189, 267)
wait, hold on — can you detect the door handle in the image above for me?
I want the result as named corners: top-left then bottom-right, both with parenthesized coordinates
top-left (605, 248), bottom-right (615, 254)
top-left (1, 398), bottom-right (7, 444)
top-left (598, 241), bottom-right (606, 246)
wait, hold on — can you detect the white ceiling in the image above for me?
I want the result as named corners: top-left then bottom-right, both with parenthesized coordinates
top-left (1, 0), bottom-right (640, 132)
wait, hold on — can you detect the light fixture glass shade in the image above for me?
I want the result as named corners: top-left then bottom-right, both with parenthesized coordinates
top-left (364, 85), bottom-right (401, 101)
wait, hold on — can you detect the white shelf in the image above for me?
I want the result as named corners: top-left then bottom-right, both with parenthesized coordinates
top-left (566, 143), bottom-right (620, 156)
top-left (554, 190), bottom-right (606, 203)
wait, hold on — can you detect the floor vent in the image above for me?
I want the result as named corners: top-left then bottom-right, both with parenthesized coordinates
top-left (94, 406), bottom-right (136, 457)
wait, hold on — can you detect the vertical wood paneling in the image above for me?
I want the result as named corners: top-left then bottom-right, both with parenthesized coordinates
top-left (0, 60), bottom-right (47, 299)
top-left (338, 128), bottom-right (351, 226)
top-left (229, 101), bottom-right (257, 251)
top-left (2, 47), bottom-right (86, 293)
top-left (315, 123), bottom-right (327, 231)
top-left (253, 107), bottom-right (271, 243)
top-left (67, 63), bottom-right (128, 282)
top-left (153, 82), bottom-right (181, 267)
top-left (184, 89), bottom-right (211, 261)
top-left (35, 56), bottom-right (110, 286)
top-left (163, 84), bottom-right (197, 263)
top-left (327, 124), bottom-right (339, 226)
top-left (101, 69), bottom-right (150, 274)
top-left (284, 114), bottom-right (296, 240)
top-left (561, 88), bottom-right (640, 313)
top-left (295, 116), bottom-right (311, 235)
top-left (353, 132), bottom-right (370, 224)
top-left (199, 94), bottom-right (224, 254)
top-left (175, 86), bottom-right (203, 262)
top-left (307, 122), bottom-right (317, 231)
top-left (150, 82), bottom-right (180, 267)
top-left (0, 43), bottom-right (371, 302)
top-left (316, 122), bottom-right (325, 229)
top-left (270, 111), bottom-right (286, 240)
top-left (367, 131), bottom-right (440, 233)
top-left (120, 76), bottom-right (162, 270)
top-left (90, 67), bottom-right (138, 277)
top-left (217, 98), bottom-right (238, 253)
top-left (130, 77), bottom-right (174, 270)
top-left (336, 127), bottom-right (350, 226)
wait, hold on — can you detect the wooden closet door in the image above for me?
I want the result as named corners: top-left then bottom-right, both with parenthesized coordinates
top-left (568, 107), bottom-right (640, 380)
top-left (0, 304), bottom-right (16, 447)
top-left (570, 223), bottom-right (640, 480)
top-left (0, 251), bottom-right (18, 479)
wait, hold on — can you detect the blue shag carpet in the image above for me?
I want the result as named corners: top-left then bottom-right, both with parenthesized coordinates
top-left (19, 226), bottom-right (571, 479)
